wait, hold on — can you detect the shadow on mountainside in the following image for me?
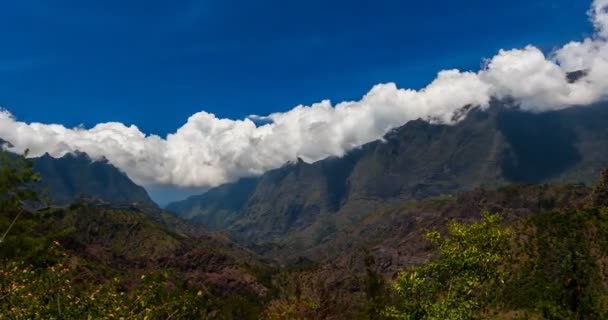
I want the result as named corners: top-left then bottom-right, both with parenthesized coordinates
top-left (497, 109), bottom-right (581, 183)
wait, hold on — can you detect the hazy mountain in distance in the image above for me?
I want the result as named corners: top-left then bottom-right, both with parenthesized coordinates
top-left (146, 185), bottom-right (209, 208)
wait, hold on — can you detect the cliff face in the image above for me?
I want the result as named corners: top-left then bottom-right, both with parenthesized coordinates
top-left (168, 102), bottom-right (608, 251)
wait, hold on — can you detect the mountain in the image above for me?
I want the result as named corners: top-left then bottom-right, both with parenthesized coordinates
top-left (31, 152), bottom-right (157, 207)
top-left (1, 149), bottom-right (273, 318)
top-left (5, 155), bottom-right (608, 319)
top-left (265, 180), bottom-right (602, 318)
top-left (47, 203), bottom-right (268, 295)
top-left (1, 202), bottom-right (270, 315)
top-left (5, 105), bottom-right (608, 319)
top-left (167, 101), bottom-right (608, 251)
top-left (0, 138), bottom-right (13, 148)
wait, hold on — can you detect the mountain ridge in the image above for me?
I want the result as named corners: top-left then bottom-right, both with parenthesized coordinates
top-left (28, 150), bottom-right (157, 207)
top-left (167, 101), bottom-right (608, 254)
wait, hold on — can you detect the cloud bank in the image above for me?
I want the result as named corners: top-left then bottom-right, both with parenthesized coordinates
top-left (2, 1), bottom-right (608, 188)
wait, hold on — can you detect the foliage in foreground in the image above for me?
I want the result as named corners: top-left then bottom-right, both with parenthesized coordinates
top-left (1, 243), bottom-right (205, 319)
top-left (383, 212), bottom-right (510, 320)
top-left (0, 150), bottom-right (263, 319)
top-left (0, 150), bottom-right (45, 263)
top-left (381, 169), bottom-right (608, 320)
top-left (4, 151), bottom-right (608, 319)
top-left (260, 296), bottom-right (318, 320)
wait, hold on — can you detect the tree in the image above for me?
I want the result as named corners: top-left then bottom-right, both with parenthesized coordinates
top-left (590, 167), bottom-right (608, 208)
top-left (384, 212), bottom-right (511, 320)
top-left (0, 149), bottom-right (40, 210)
top-left (0, 150), bottom-right (43, 259)
top-left (364, 254), bottom-right (388, 319)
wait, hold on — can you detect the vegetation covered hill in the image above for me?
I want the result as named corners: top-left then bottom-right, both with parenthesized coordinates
top-left (4, 120), bottom-right (608, 318)
top-left (1, 204), bottom-right (272, 319)
top-left (266, 182), bottom-right (600, 319)
top-left (168, 101), bottom-right (608, 255)
top-left (0, 151), bottom-right (272, 319)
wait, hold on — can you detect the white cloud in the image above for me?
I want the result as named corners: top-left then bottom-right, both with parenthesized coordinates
top-left (590, 0), bottom-right (608, 38)
top-left (2, 1), bottom-right (608, 188)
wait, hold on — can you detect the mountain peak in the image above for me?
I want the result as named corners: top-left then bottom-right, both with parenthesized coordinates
top-left (0, 138), bottom-right (13, 149)
top-left (32, 152), bottom-right (157, 207)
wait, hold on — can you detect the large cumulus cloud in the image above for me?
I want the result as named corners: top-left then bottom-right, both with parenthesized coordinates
top-left (2, 1), bottom-right (608, 188)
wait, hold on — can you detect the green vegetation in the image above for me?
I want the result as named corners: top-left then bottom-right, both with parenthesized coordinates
top-left (0, 150), bottom-right (39, 208)
top-left (3, 150), bottom-right (608, 319)
top-left (0, 150), bottom-right (46, 263)
top-left (260, 296), bottom-right (318, 320)
top-left (377, 171), bottom-right (608, 319)
top-left (383, 212), bottom-right (510, 320)
top-left (499, 206), bottom-right (608, 319)
top-left (0, 151), bottom-right (264, 319)
top-left (1, 246), bottom-right (207, 319)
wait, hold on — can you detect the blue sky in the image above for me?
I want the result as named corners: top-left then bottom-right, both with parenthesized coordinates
top-left (0, 0), bottom-right (594, 136)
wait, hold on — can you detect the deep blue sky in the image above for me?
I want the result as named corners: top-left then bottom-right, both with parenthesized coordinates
top-left (0, 0), bottom-right (594, 136)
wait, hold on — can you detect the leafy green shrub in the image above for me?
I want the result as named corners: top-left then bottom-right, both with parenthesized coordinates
top-left (384, 212), bottom-right (511, 320)
top-left (260, 296), bottom-right (318, 320)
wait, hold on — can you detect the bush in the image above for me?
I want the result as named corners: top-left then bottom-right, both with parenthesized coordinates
top-left (384, 212), bottom-right (511, 320)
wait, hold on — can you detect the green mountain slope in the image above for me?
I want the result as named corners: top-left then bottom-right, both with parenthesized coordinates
top-left (168, 102), bottom-right (608, 251)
